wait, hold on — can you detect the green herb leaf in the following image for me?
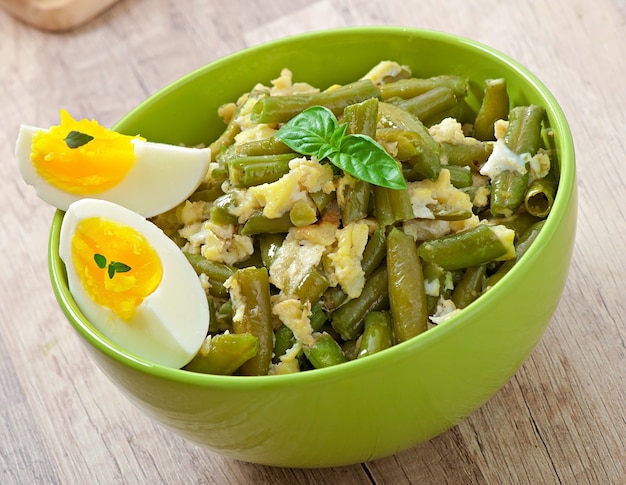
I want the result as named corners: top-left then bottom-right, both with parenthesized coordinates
top-left (275, 106), bottom-right (340, 156)
top-left (64, 130), bottom-right (94, 149)
top-left (94, 253), bottom-right (107, 269)
top-left (274, 105), bottom-right (406, 190)
top-left (106, 261), bottom-right (132, 279)
top-left (334, 135), bottom-right (407, 190)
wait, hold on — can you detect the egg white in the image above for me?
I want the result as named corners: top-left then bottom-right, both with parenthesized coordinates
top-left (59, 198), bottom-right (210, 368)
top-left (16, 124), bottom-right (211, 218)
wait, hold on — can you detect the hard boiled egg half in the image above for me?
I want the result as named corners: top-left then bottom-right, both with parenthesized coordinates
top-left (16, 110), bottom-right (211, 217)
top-left (59, 198), bottom-right (210, 368)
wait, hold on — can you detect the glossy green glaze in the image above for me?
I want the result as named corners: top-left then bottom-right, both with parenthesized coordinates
top-left (47, 27), bottom-right (577, 468)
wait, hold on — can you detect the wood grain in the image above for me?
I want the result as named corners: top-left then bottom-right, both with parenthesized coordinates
top-left (1, 0), bottom-right (624, 483)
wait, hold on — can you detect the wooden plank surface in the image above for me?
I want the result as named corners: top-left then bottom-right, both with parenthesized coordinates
top-left (1, 0), bottom-right (624, 483)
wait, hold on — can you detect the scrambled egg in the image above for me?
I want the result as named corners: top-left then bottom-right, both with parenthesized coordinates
top-left (181, 220), bottom-right (254, 265)
top-left (248, 157), bottom-right (334, 219)
top-left (271, 296), bottom-right (315, 346)
top-left (269, 221), bottom-right (338, 296)
top-left (324, 222), bottom-right (369, 299)
top-left (407, 168), bottom-right (474, 220)
top-left (361, 60), bottom-right (411, 85)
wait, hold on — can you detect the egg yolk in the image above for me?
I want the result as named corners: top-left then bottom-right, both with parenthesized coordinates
top-left (71, 217), bottom-right (163, 320)
top-left (31, 110), bottom-right (143, 195)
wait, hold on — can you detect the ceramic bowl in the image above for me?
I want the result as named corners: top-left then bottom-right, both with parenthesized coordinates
top-left (48, 27), bottom-right (576, 468)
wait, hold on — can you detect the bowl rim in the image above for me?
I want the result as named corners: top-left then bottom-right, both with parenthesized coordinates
top-left (47, 26), bottom-right (576, 390)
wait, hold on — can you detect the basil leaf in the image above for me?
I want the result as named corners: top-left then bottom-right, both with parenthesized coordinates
top-left (275, 106), bottom-right (339, 156)
top-left (111, 262), bottom-right (132, 274)
top-left (93, 253), bottom-right (107, 269)
top-left (64, 130), bottom-right (94, 149)
top-left (332, 135), bottom-right (407, 190)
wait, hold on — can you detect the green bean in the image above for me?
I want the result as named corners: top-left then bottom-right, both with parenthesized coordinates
top-left (309, 190), bottom-right (336, 213)
top-left (331, 265), bottom-right (389, 341)
top-left (184, 333), bottom-right (259, 376)
top-left (289, 200), bottom-right (318, 227)
top-left (524, 171), bottom-right (557, 218)
top-left (341, 339), bottom-right (360, 361)
top-left (361, 228), bottom-right (387, 276)
top-left (394, 86), bottom-right (460, 126)
top-left (380, 75), bottom-right (468, 100)
top-left (473, 78), bottom-right (509, 141)
top-left (294, 267), bottom-right (330, 304)
top-left (229, 267), bottom-right (274, 376)
top-left (451, 264), bottom-right (487, 309)
top-left (214, 299), bottom-right (233, 332)
top-left (387, 227), bottom-right (428, 343)
top-left (184, 252), bottom-right (235, 299)
top-left (273, 324), bottom-right (296, 364)
top-left (240, 211), bottom-right (293, 236)
top-left (357, 311), bottom-right (394, 358)
top-left (439, 141), bottom-right (492, 170)
top-left (417, 223), bottom-right (515, 271)
top-left (219, 136), bottom-right (293, 161)
top-left (259, 233), bottom-right (284, 268)
top-left (490, 105), bottom-right (546, 217)
top-left (445, 165), bottom-right (473, 188)
top-left (304, 333), bottom-right (347, 369)
top-left (209, 103), bottom-right (243, 161)
top-left (343, 96), bottom-right (378, 138)
top-left (484, 220), bottom-right (545, 289)
top-left (189, 180), bottom-right (226, 203)
top-left (227, 153), bottom-right (294, 188)
top-left (309, 302), bottom-right (328, 331)
top-left (377, 128), bottom-right (440, 182)
top-left (490, 170), bottom-right (529, 218)
top-left (210, 192), bottom-right (239, 225)
top-left (251, 79), bottom-right (381, 124)
top-left (422, 261), bottom-right (454, 315)
top-left (505, 105), bottom-right (546, 155)
top-left (341, 178), bottom-right (371, 224)
top-left (378, 102), bottom-right (441, 181)
top-left (373, 185), bottom-right (414, 227)
top-left (322, 286), bottom-right (348, 313)
top-left (488, 211), bottom-right (541, 240)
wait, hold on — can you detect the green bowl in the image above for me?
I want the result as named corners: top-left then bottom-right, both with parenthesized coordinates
top-left (48, 27), bottom-right (577, 468)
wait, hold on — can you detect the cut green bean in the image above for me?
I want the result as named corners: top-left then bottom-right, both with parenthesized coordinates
top-left (341, 178), bottom-right (371, 224)
top-left (378, 102), bottom-right (441, 181)
top-left (485, 220), bottom-right (545, 288)
top-left (227, 153), bottom-right (294, 188)
top-left (417, 223), bottom-right (515, 271)
top-left (373, 184), bottom-right (414, 227)
top-left (289, 200), bottom-right (318, 227)
top-left (210, 192), bottom-right (239, 225)
top-left (304, 333), bottom-right (347, 369)
top-left (184, 252), bottom-right (235, 299)
top-left (524, 171), bottom-right (557, 218)
top-left (380, 75), bottom-right (468, 100)
top-left (473, 78), bottom-right (509, 141)
top-left (357, 311), bottom-right (394, 358)
top-left (387, 227), bottom-right (428, 343)
top-left (209, 104), bottom-right (243, 161)
top-left (394, 86), bottom-right (460, 126)
top-left (214, 299), bottom-right (233, 332)
top-left (331, 265), bottom-right (389, 341)
top-left (240, 211), bottom-right (293, 235)
top-left (490, 105), bottom-right (546, 217)
top-left (229, 267), bottom-right (274, 376)
top-left (219, 136), bottom-right (293, 161)
top-left (445, 165), bottom-right (473, 188)
top-left (259, 233), bottom-right (284, 268)
top-left (451, 264), bottom-right (487, 309)
top-left (184, 333), bottom-right (259, 376)
top-left (251, 79), bottom-right (381, 124)
top-left (294, 267), bottom-right (330, 304)
top-left (440, 141), bottom-right (492, 170)
top-left (343, 96), bottom-right (379, 138)
top-left (505, 105), bottom-right (546, 155)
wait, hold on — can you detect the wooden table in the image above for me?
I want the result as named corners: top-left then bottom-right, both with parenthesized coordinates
top-left (1, 1), bottom-right (624, 483)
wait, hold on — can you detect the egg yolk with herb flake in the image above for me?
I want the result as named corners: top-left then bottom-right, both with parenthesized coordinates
top-left (30, 110), bottom-right (143, 195)
top-left (71, 217), bottom-right (163, 320)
